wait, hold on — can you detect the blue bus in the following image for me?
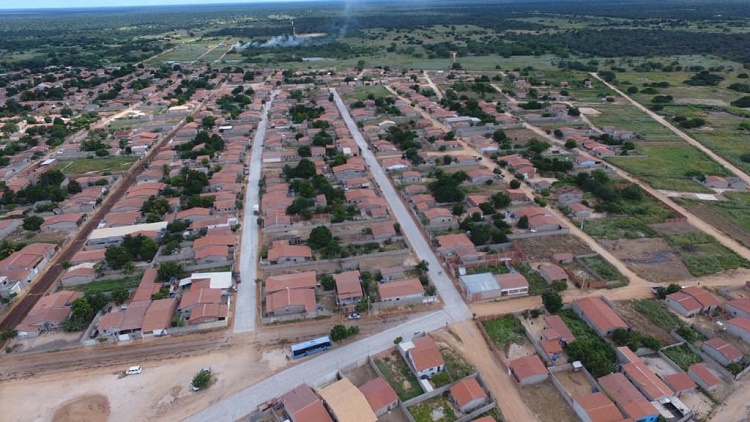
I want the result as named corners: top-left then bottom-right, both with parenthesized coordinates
top-left (291, 336), bottom-right (332, 359)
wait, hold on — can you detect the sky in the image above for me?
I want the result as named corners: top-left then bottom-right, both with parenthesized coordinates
top-left (0, 0), bottom-right (315, 10)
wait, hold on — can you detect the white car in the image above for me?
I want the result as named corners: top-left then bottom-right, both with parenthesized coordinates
top-left (126, 366), bottom-right (142, 375)
top-left (347, 313), bottom-right (361, 320)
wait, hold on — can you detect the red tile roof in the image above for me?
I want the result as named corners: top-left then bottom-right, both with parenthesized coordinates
top-left (358, 377), bottom-right (398, 413)
top-left (576, 297), bottom-right (628, 334)
top-left (449, 377), bottom-right (487, 408)
top-left (689, 363), bottom-right (721, 388)
top-left (664, 372), bottom-right (697, 392)
top-left (410, 336), bottom-right (444, 372)
top-left (704, 337), bottom-right (742, 361)
top-left (377, 278), bottom-right (424, 300)
top-left (574, 392), bottom-right (625, 422)
top-left (510, 355), bottom-right (547, 380)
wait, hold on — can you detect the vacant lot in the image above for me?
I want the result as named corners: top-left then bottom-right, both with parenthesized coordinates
top-left (608, 144), bottom-right (727, 192)
top-left (481, 315), bottom-right (528, 356)
top-left (553, 369), bottom-right (594, 398)
top-left (374, 351), bottom-right (423, 401)
top-left (518, 381), bottom-right (578, 422)
top-left (587, 104), bottom-right (679, 141)
top-left (601, 238), bottom-right (692, 282)
top-left (60, 156), bottom-right (139, 175)
top-left (68, 275), bottom-right (141, 295)
top-left (676, 192), bottom-right (750, 247)
top-left (662, 343), bottom-right (703, 371)
top-left (341, 85), bottom-right (392, 101)
top-left (410, 394), bottom-right (458, 422)
top-left (616, 299), bottom-right (681, 346)
top-left (664, 232), bottom-right (750, 277)
top-left (580, 255), bottom-right (627, 283)
top-left (514, 234), bottom-right (593, 261)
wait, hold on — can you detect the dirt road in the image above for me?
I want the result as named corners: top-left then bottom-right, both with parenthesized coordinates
top-left (487, 83), bottom-right (750, 263)
top-left (434, 321), bottom-right (539, 422)
top-left (422, 71), bottom-right (445, 101)
top-left (591, 72), bottom-right (750, 186)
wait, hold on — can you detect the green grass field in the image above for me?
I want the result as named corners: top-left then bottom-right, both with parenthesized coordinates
top-left (664, 232), bottom-right (750, 276)
top-left (60, 156), bottom-right (139, 175)
top-left (374, 352), bottom-right (423, 401)
top-left (68, 275), bottom-right (141, 295)
top-left (340, 85), bottom-right (392, 101)
top-left (608, 144), bottom-right (727, 192)
top-left (580, 255), bottom-right (627, 283)
top-left (662, 343), bottom-right (702, 371)
top-left (587, 104), bottom-right (680, 141)
top-left (482, 315), bottom-right (527, 352)
top-left (632, 299), bottom-right (685, 332)
top-left (700, 192), bottom-right (750, 233)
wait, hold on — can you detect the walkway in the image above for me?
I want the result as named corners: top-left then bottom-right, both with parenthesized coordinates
top-left (234, 90), bottom-right (277, 334)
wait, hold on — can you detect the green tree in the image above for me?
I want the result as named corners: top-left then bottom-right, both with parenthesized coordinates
top-left (298, 145), bottom-right (312, 157)
top-left (542, 291), bottom-right (563, 314)
top-left (612, 328), bottom-right (633, 346)
top-left (509, 179), bottom-right (521, 189)
top-left (191, 370), bottom-right (212, 390)
top-left (22, 216), bottom-right (44, 231)
top-left (492, 129), bottom-right (508, 143)
top-left (70, 297), bottom-right (95, 323)
top-left (565, 139), bottom-right (577, 149)
top-left (307, 226), bottom-right (333, 250)
top-left (111, 287), bottom-right (130, 305)
top-left (330, 324), bottom-right (350, 342)
top-left (105, 246), bottom-right (133, 270)
top-left (157, 262), bottom-right (186, 282)
top-left (452, 204), bottom-right (465, 216)
top-left (517, 215), bottom-right (529, 229)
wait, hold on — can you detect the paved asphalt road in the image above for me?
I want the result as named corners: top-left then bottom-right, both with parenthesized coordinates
top-left (331, 88), bottom-right (471, 322)
top-left (184, 90), bottom-right (472, 421)
top-left (233, 90), bottom-right (278, 334)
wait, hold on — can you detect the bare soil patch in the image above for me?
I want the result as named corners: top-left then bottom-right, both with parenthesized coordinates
top-left (578, 107), bottom-right (601, 116)
top-left (553, 370), bottom-right (594, 398)
top-left (682, 203), bottom-right (750, 247)
top-left (649, 222), bottom-right (698, 235)
top-left (518, 381), bottom-right (578, 422)
top-left (52, 394), bottom-right (110, 422)
top-left (600, 238), bottom-right (692, 282)
top-left (515, 234), bottom-right (594, 261)
top-left (615, 301), bottom-right (678, 346)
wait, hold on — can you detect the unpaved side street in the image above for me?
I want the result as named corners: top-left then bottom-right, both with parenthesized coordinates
top-left (434, 321), bottom-right (539, 422)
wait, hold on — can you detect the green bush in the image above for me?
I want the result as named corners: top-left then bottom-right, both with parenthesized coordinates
top-left (191, 370), bottom-right (212, 390)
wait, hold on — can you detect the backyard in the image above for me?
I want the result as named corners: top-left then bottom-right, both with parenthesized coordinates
top-left (409, 394), bottom-right (457, 422)
top-left (374, 351), bottom-right (423, 401)
top-left (661, 343), bottom-right (703, 371)
top-left (579, 255), bottom-right (627, 284)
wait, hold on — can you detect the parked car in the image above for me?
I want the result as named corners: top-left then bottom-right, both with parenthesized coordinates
top-left (347, 313), bottom-right (361, 320)
top-left (126, 366), bottom-right (142, 375)
top-left (89, 329), bottom-right (99, 339)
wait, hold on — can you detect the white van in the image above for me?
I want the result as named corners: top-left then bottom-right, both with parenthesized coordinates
top-left (126, 366), bottom-right (142, 375)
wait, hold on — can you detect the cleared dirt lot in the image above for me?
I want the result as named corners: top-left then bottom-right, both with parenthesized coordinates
top-left (600, 238), bottom-right (692, 282)
top-left (1, 340), bottom-right (282, 422)
top-left (515, 234), bottom-right (594, 261)
top-left (682, 203), bottom-right (750, 247)
top-left (553, 370), bottom-right (594, 398)
top-left (615, 300), bottom-right (678, 346)
top-left (518, 381), bottom-right (579, 422)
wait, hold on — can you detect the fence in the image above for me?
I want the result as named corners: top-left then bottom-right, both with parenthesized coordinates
top-left (260, 248), bottom-right (408, 270)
